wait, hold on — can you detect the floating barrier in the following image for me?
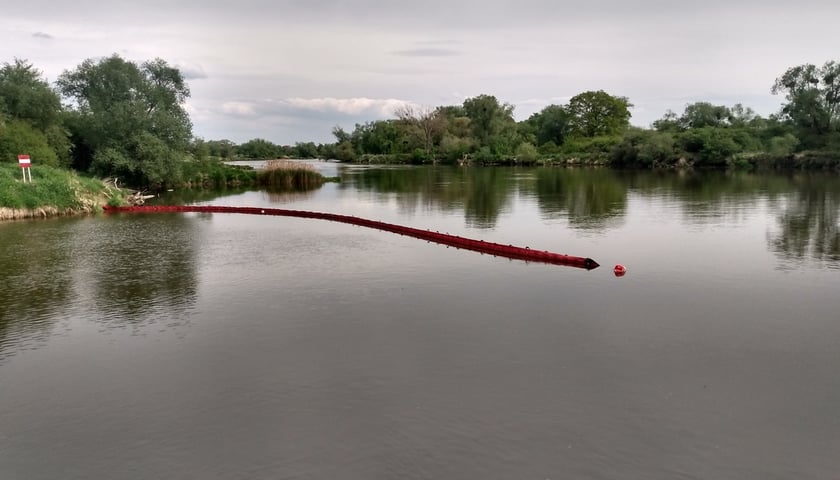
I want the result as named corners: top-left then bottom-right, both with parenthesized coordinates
top-left (104, 205), bottom-right (600, 270)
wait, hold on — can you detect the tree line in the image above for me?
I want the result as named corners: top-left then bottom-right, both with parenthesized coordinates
top-left (2, 55), bottom-right (839, 188)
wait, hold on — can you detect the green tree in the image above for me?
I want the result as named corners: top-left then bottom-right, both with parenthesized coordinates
top-left (526, 104), bottom-right (573, 147)
top-left (56, 54), bottom-right (192, 185)
top-left (771, 61), bottom-right (840, 141)
top-left (567, 90), bottom-right (632, 138)
top-left (206, 139), bottom-right (236, 160)
top-left (237, 138), bottom-right (278, 159)
top-left (462, 94), bottom-right (516, 148)
top-left (0, 59), bottom-right (61, 130)
top-left (395, 105), bottom-right (445, 158)
top-left (680, 102), bottom-right (731, 129)
top-left (0, 118), bottom-right (59, 166)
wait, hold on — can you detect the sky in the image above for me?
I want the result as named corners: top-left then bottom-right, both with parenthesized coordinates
top-left (2, 0), bottom-right (839, 145)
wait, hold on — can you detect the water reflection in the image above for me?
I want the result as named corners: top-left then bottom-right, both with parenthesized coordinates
top-left (768, 174), bottom-right (840, 266)
top-left (0, 220), bottom-right (75, 360)
top-left (529, 168), bottom-right (627, 229)
top-left (344, 167), bottom-right (513, 228)
top-left (85, 214), bottom-right (199, 325)
top-left (0, 214), bottom-right (201, 360)
top-left (341, 166), bottom-right (840, 267)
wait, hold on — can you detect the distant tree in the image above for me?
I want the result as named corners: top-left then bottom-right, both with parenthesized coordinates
top-left (526, 104), bottom-right (573, 146)
top-left (728, 103), bottom-right (759, 128)
top-left (332, 125), bottom-right (351, 143)
top-left (237, 138), bottom-right (278, 159)
top-left (351, 120), bottom-right (403, 155)
top-left (653, 109), bottom-right (681, 132)
top-left (293, 141), bottom-right (319, 158)
top-left (206, 139), bottom-right (236, 159)
top-left (395, 105), bottom-right (445, 158)
top-left (772, 61), bottom-right (840, 140)
top-left (680, 102), bottom-right (731, 129)
top-left (462, 94), bottom-right (515, 147)
top-left (567, 90), bottom-right (632, 138)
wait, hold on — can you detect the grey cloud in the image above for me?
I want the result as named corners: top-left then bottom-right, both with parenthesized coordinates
top-left (32, 32), bottom-right (53, 39)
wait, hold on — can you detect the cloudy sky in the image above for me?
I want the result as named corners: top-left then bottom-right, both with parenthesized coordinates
top-left (3, 0), bottom-right (839, 144)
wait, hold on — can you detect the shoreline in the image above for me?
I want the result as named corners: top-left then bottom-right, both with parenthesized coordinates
top-left (0, 205), bottom-right (101, 221)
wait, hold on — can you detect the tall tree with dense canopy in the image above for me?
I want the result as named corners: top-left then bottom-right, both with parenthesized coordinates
top-left (526, 104), bottom-right (573, 147)
top-left (0, 59), bottom-right (70, 166)
top-left (772, 61), bottom-right (840, 142)
top-left (57, 54), bottom-right (192, 185)
top-left (567, 90), bottom-right (632, 138)
top-left (462, 95), bottom-right (515, 145)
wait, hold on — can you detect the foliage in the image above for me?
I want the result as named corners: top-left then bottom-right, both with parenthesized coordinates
top-left (237, 138), bottom-right (280, 159)
top-left (56, 54), bottom-right (192, 186)
top-left (567, 90), bottom-right (632, 138)
top-left (462, 94), bottom-right (516, 145)
top-left (515, 142), bottom-right (539, 163)
top-left (0, 59), bottom-right (61, 130)
top-left (772, 61), bottom-right (840, 146)
top-left (0, 118), bottom-right (59, 166)
top-left (526, 104), bottom-right (572, 146)
top-left (610, 128), bottom-right (676, 168)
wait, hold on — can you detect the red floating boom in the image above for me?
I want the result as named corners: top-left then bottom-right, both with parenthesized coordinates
top-left (104, 205), bottom-right (599, 270)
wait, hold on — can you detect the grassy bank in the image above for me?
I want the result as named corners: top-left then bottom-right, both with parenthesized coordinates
top-left (0, 163), bottom-right (125, 220)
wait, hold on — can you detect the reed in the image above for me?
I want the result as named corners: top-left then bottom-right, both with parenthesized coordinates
top-left (256, 160), bottom-right (326, 190)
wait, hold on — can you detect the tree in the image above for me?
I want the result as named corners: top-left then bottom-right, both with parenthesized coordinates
top-left (0, 59), bottom-right (61, 130)
top-left (567, 90), bottom-right (632, 138)
top-left (772, 61), bottom-right (840, 139)
top-left (680, 102), bottom-right (730, 129)
top-left (394, 105), bottom-right (445, 158)
top-left (237, 138), bottom-right (278, 159)
top-left (526, 104), bottom-right (573, 146)
top-left (56, 54), bottom-right (192, 185)
top-left (0, 59), bottom-right (70, 165)
top-left (462, 94), bottom-right (516, 147)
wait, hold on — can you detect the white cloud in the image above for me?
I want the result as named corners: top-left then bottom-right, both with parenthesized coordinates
top-left (221, 102), bottom-right (258, 117)
top-left (286, 97), bottom-right (416, 117)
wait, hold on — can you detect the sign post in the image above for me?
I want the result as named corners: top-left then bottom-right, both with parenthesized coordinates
top-left (18, 155), bottom-right (32, 183)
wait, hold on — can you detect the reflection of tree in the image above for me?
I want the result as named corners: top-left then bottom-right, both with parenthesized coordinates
top-left (87, 214), bottom-right (198, 324)
top-left (769, 175), bottom-right (840, 264)
top-left (345, 166), bottom-right (513, 228)
top-left (0, 221), bottom-right (74, 361)
top-left (154, 187), bottom-right (253, 205)
top-left (531, 168), bottom-right (627, 230)
top-left (264, 188), bottom-right (318, 204)
top-left (463, 168), bottom-right (510, 228)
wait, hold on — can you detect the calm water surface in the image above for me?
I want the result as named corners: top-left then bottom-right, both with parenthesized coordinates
top-left (1, 165), bottom-right (839, 479)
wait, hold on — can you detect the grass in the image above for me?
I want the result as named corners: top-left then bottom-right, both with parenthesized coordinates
top-left (0, 163), bottom-right (122, 219)
top-left (255, 160), bottom-right (328, 190)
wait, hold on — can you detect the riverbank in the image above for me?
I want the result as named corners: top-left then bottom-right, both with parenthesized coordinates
top-left (0, 163), bottom-right (126, 221)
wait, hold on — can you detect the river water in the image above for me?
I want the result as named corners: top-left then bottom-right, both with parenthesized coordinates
top-left (1, 164), bottom-right (838, 479)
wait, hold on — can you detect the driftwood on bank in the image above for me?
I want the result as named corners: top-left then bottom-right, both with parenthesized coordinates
top-left (103, 177), bottom-right (155, 206)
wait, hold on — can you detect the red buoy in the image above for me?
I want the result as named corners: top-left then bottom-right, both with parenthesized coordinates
top-left (613, 264), bottom-right (627, 276)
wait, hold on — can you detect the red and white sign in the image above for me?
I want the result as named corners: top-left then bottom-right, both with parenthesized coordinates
top-left (18, 155), bottom-right (31, 167)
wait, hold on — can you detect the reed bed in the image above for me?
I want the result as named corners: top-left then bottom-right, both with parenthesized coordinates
top-left (256, 160), bottom-right (326, 190)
